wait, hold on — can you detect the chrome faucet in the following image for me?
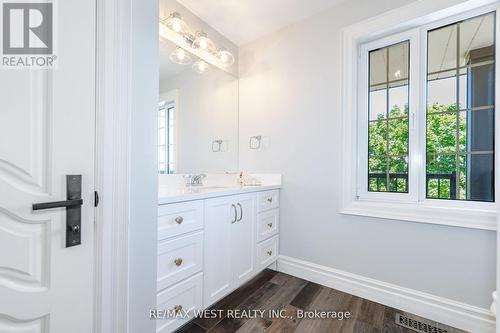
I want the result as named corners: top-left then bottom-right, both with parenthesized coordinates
top-left (184, 174), bottom-right (206, 186)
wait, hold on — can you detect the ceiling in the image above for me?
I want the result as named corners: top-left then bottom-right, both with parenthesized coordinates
top-left (177, 0), bottom-right (348, 46)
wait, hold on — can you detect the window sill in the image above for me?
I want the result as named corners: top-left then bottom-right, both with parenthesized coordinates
top-left (340, 200), bottom-right (496, 231)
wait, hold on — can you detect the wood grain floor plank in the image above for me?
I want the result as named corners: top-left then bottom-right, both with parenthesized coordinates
top-left (354, 299), bottom-right (385, 329)
top-left (337, 295), bottom-right (363, 333)
top-left (265, 304), bottom-right (302, 333)
top-left (236, 275), bottom-right (308, 332)
top-left (193, 270), bottom-right (276, 330)
top-left (174, 321), bottom-right (206, 333)
top-left (294, 286), bottom-right (353, 332)
top-left (290, 281), bottom-right (322, 310)
top-left (232, 318), bottom-right (273, 333)
top-left (269, 271), bottom-right (290, 286)
top-left (209, 281), bottom-right (281, 333)
top-left (260, 275), bottom-right (308, 313)
top-left (352, 320), bottom-right (382, 333)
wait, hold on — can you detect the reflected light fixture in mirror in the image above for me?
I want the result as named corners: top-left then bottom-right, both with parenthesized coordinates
top-left (192, 31), bottom-right (216, 52)
top-left (160, 12), bottom-right (236, 73)
top-left (192, 60), bottom-right (210, 74)
top-left (217, 48), bottom-right (235, 67)
top-left (170, 47), bottom-right (192, 65)
top-left (162, 12), bottom-right (189, 34)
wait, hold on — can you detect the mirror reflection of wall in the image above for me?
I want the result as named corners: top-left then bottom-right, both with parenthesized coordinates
top-left (158, 0), bottom-right (239, 175)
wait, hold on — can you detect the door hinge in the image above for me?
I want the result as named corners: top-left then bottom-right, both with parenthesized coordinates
top-left (94, 191), bottom-right (99, 207)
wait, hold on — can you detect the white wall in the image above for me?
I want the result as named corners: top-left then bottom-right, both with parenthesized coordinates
top-left (238, 0), bottom-right (496, 308)
top-left (160, 69), bottom-right (239, 174)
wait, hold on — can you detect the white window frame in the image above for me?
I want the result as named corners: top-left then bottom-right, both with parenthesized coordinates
top-left (357, 30), bottom-right (421, 203)
top-left (340, 0), bottom-right (500, 230)
top-left (159, 89), bottom-right (179, 174)
top-left (158, 100), bottom-right (176, 174)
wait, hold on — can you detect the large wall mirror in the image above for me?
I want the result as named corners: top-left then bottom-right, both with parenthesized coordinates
top-left (159, 0), bottom-right (239, 175)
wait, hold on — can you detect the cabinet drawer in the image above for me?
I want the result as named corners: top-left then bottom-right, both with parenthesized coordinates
top-left (158, 201), bottom-right (204, 240)
top-left (157, 232), bottom-right (203, 291)
top-left (257, 209), bottom-right (279, 242)
top-left (256, 235), bottom-right (279, 271)
top-left (156, 273), bottom-right (203, 333)
top-left (257, 190), bottom-right (279, 212)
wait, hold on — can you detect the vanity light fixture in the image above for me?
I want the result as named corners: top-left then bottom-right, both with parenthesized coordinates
top-left (169, 47), bottom-right (192, 64)
top-left (192, 60), bottom-right (210, 74)
top-left (162, 12), bottom-right (189, 35)
top-left (217, 48), bottom-right (235, 67)
top-left (160, 12), bottom-right (236, 71)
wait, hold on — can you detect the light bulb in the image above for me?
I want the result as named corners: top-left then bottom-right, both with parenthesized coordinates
top-left (169, 47), bottom-right (192, 65)
top-left (217, 48), bottom-right (235, 67)
top-left (199, 38), bottom-right (208, 49)
top-left (192, 31), bottom-right (215, 51)
top-left (171, 20), bottom-right (182, 33)
top-left (163, 12), bottom-right (189, 35)
top-left (192, 60), bottom-right (210, 74)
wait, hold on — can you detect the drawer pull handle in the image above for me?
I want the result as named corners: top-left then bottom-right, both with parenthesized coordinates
top-left (175, 216), bottom-right (184, 224)
top-left (174, 304), bottom-right (183, 314)
top-left (174, 258), bottom-right (183, 266)
top-left (237, 203), bottom-right (243, 222)
top-left (267, 222), bottom-right (273, 228)
top-left (231, 204), bottom-right (237, 223)
top-left (267, 250), bottom-right (273, 256)
top-left (267, 197), bottom-right (273, 203)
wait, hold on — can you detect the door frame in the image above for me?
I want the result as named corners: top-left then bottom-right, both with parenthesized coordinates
top-left (94, 0), bottom-right (131, 331)
top-left (94, 0), bottom-right (159, 331)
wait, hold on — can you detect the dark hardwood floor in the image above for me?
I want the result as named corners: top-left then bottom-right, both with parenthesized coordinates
top-left (174, 269), bottom-right (468, 333)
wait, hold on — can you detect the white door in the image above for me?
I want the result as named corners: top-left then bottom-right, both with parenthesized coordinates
top-left (231, 194), bottom-right (256, 285)
top-left (203, 196), bottom-right (234, 307)
top-left (0, 0), bottom-right (96, 331)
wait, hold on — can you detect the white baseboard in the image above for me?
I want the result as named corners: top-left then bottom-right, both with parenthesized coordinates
top-left (277, 255), bottom-right (496, 333)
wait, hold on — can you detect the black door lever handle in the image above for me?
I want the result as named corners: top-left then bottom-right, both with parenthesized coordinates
top-left (32, 199), bottom-right (83, 211)
top-left (32, 175), bottom-right (83, 247)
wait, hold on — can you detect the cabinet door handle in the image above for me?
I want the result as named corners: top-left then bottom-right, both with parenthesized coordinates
top-left (174, 216), bottom-right (184, 224)
top-left (267, 197), bottom-right (273, 203)
top-left (174, 304), bottom-right (183, 314)
top-left (237, 203), bottom-right (243, 222)
top-left (174, 258), bottom-right (183, 266)
top-left (267, 250), bottom-right (273, 256)
top-left (231, 204), bottom-right (237, 223)
top-left (267, 222), bottom-right (273, 228)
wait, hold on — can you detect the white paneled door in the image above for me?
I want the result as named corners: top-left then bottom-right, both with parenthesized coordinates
top-left (0, 0), bottom-right (96, 332)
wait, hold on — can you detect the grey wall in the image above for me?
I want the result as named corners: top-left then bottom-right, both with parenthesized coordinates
top-left (128, 0), bottom-right (159, 331)
top-left (238, 0), bottom-right (496, 308)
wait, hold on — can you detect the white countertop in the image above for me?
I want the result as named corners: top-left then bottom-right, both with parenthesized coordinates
top-left (158, 183), bottom-right (281, 205)
top-left (158, 173), bottom-right (281, 205)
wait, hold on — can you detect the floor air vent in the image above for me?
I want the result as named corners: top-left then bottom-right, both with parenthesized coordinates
top-left (395, 313), bottom-right (447, 333)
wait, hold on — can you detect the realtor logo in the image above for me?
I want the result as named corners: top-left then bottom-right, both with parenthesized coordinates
top-left (1, 1), bottom-right (56, 68)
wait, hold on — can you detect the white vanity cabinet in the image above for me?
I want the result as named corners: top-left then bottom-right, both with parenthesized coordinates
top-left (204, 193), bottom-right (256, 307)
top-left (156, 188), bottom-right (280, 333)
